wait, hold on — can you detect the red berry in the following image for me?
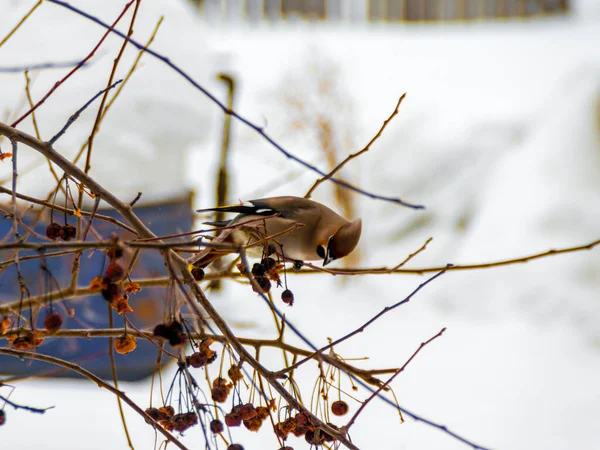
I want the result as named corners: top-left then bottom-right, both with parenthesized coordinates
top-left (281, 289), bottom-right (294, 305)
top-left (45, 222), bottom-right (63, 240)
top-left (331, 400), bottom-right (349, 416)
top-left (61, 224), bottom-right (76, 241)
top-left (43, 312), bottom-right (63, 333)
top-left (210, 419), bottom-right (224, 433)
top-left (105, 262), bottom-right (125, 282)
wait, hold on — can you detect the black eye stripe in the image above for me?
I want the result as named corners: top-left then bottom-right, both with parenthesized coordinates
top-left (316, 245), bottom-right (325, 259)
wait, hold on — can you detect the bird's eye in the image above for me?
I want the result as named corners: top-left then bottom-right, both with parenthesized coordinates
top-left (316, 245), bottom-right (325, 259)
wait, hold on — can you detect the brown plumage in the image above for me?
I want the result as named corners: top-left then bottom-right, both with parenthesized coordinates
top-left (195, 196), bottom-right (362, 267)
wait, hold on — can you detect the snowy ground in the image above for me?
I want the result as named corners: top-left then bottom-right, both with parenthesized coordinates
top-left (1, 1), bottom-right (600, 449)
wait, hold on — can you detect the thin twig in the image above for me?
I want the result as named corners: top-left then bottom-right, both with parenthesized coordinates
top-left (0, 348), bottom-right (189, 450)
top-left (10, 1), bottom-right (134, 127)
top-left (305, 93), bottom-right (407, 198)
top-left (345, 327), bottom-right (446, 430)
top-left (45, 0), bottom-right (423, 210)
top-left (277, 266), bottom-right (450, 375)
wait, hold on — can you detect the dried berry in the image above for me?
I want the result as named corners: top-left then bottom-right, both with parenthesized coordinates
top-left (256, 406), bottom-right (270, 420)
top-left (227, 445), bottom-right (244, 450)
top-left (0, 409), bottom-right (5, 426)
top-left (145, 407), bottom-right (161, 422)
top-left (274, 422), bottom-right (289, 440)
top-left (279, 447), bottom-right (294, 450)
top-left (281, 289), bottom-right (294, 306)
top-left (62, 224), bottom-right (77, 241)
top-left (101, 281), bottom-right (120, 302)
top-left (238, 403), bottom-right (257, 421)
top-left (170, 412), bottom-right (197, 433)
top-left (224, 411), bottom-right (242, 427)
top-left (322, 423), bottom-right (339, 442)
top-left (11, 331), bottom-right (44, 350)
top-left (114, 334), bottom-right (136, 354)
top-left (243, 416), bottom-right (263, 432)
top-left (228, 364), bottom-right (243, 384)
top-left (159, 406), bottom-right (175, 419)
top-left (295, 411), bottom-right (310, 427)
top-left (331, 400), bottom-right (349, 416)
top-left (305, 429), bottom-right (326, 446)
top-left (281, 417), bottom-right (297, 434)
top-left (252, 276), bottom-right (271, 294)
top-left (209, 419), bottom-right (224, 434)
top-left (187, 351), bottom-right (208, 368)
top-left (153, 320), bottom-right (186, 347)
top-left (124, 282), bottom-right (141, 294)
top-left (105, 262), bottom-right (125, 282)
top-left (251, 263), bottom-right (266, 277)
top-left (211, 386), bottom-right (229, 403)
top-left (106, 247), bottom-right (124, 260)
top-left (43, 312), bottom-right (63, 333)
top-left (45, 222), bottom-right (63, 240)
top-left (261, 257), bottom-right (276, 270)
top-left (191, 265), bottom-right (205, 282)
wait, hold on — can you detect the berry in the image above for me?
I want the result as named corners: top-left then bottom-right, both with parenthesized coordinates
top-left (43, 312), bottom-right (63, 333)
top-left (210, 419), bottom-right (224, 434)
top-left (106, 247), bottom-right (124, 260)
top-left (261, 257), bottom-right (276, 270)
top-left (187, 352), bottom-right (208, 368)
top-left (0, 409), bottom-right (5, 426)
top-left (114, 334), bottom-right (136, 354)
top-left (237, 403), bottom-right (257, 421)
top-left (191, 264), bottom-right (205, 281)
top-left (45, 222), bottom-right (63, 240)
top-left (105, 262), bottom-right (125, 282)
top-left (62, 224), bottom-right (77, 241)
top-left (281, 289), bottom-right (294, 305)
top-left (331, 400), bottom-right (349, 416)
top-left (101, 281), bottom-right (120, 302)
top-left (224, 411), bottom-right (242, 427)
top-left (252, 276), bottom-right (271, 294)
top-left (211, 386), bottom-right (229, 403)
top-left (251, 262), bottom-right (266, 277)
top-left (227, 445), bottom-right (244, 450)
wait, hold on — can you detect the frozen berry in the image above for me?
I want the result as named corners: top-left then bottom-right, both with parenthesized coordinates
top-left (331, 400), bottom-right (349, 416)
top-left (224, 411), bottom-right (242, 427)
top-left (210, 419), bottom-right (224, 433)
top-left (251, 263), bottom-right (266, 277)
top-left (101, 281), bottom-right (120, 301)
top-left (43, 312), bottom-right (63, 333)
top-left (191, 264), bottom-right (204, 281)
top-left (252, 276), bottom-right (271, 294)
top-left (281, 289), bottom-right (294, 305)
top-left (105, 262), bottom-right (125, 282)
top-left (211, 386), bottom-right (229, 403)
top-left (45, 222), bottom-right (63, 240)
top-left (237, 403), bottom-right (257, 421)
top-left (261, 257), bottom-right (276, 270)
top-left (61, 224), bottom-right (76, 241)
top-left (106, 247), bottom-right (124, 260)
top-left (187, 352), bottom-right (208, 368)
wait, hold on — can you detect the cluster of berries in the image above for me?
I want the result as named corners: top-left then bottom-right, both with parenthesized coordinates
top-left (145, 406), bottom-right (197, 433)
top-left (45, 222), bottom-right (76, 241)
top-left (224, 403), bottom-right (271, 432)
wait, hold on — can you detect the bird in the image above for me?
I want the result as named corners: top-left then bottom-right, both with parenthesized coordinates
top-left (195, 196), bottom-right (362, 267)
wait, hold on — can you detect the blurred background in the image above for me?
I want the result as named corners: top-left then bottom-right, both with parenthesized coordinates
top-left (1, 0), bottom-right (599, 449)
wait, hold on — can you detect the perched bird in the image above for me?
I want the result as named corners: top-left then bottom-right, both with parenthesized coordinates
top-left (195, 196), bottom-right (362, 267)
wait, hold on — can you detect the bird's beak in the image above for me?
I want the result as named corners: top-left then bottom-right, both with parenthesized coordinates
top-left (323, 249), bottom-right (334, 267)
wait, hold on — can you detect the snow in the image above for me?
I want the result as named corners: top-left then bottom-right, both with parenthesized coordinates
top-left (1, 1), bottom-right (600, 450)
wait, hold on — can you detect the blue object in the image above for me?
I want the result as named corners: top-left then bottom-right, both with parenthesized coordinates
top-left (0, 194), bottom-right (194, 381)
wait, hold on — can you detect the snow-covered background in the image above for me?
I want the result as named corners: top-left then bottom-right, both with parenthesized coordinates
top-left (1, 0), bottom-right (599, 449)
